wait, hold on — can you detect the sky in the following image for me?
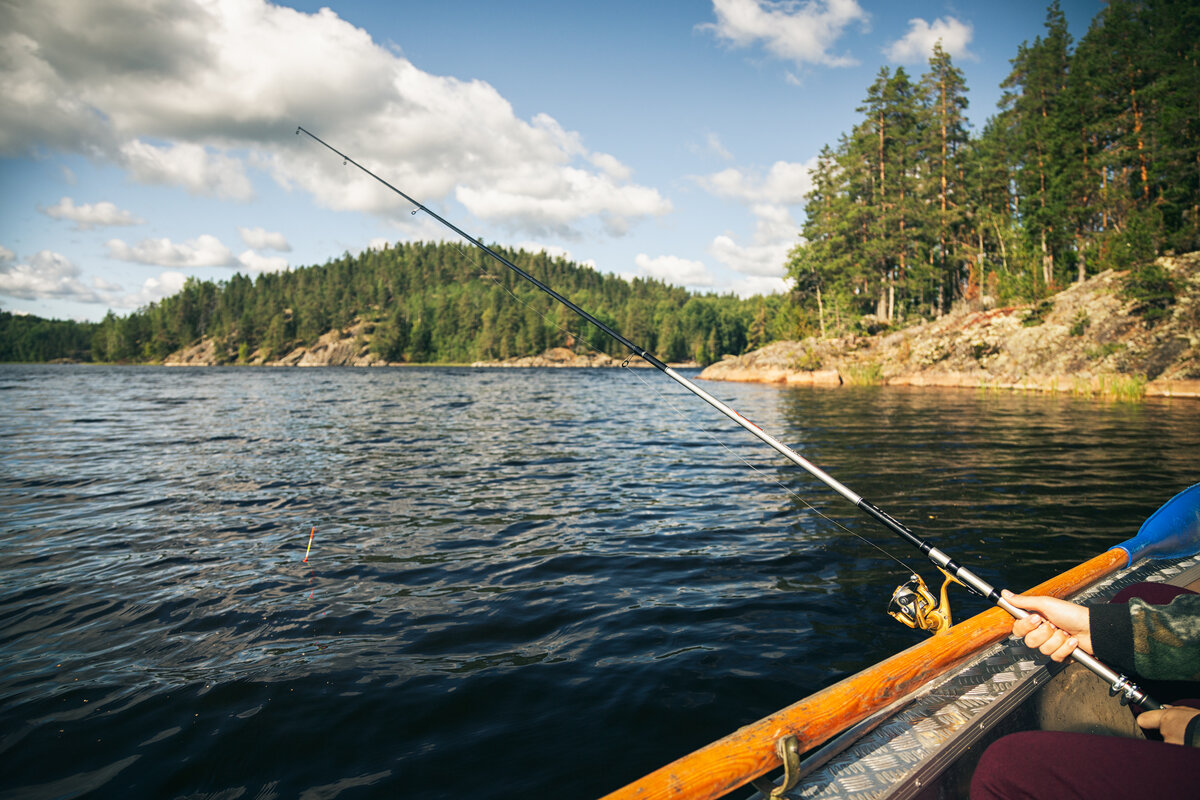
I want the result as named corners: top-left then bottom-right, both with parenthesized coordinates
top-left (0, 0), bottom-right (1107, 322)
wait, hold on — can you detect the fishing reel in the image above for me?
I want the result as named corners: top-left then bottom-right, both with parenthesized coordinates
top-left (888, 569), bottom-right (964, 635)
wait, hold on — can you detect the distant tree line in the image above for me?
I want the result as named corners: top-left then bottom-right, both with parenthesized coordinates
top-left (0, 312), bottom-right (95, 362)
top-left (58, 241), bottom-right (790, 365)
top-left (787, 0), bottom-right (1198, 336)
top-left (5, 2), bottom-right (1193, 365)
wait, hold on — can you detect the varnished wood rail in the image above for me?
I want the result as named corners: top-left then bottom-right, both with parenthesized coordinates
top-left (601, 548), bottom-right (1128, 800)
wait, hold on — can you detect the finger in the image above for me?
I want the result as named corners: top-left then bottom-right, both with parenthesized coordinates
top-left (1022, 622), bottom-right (1057, 650)
top-left (1001, 589), bottom-right (1029, 609)
top-left (1037, 629), bottom-right (1070, 657)
top-left (1013, 614), bottom-right (1043, 637)
top-left (1049, 636), bottom-right (1078, 663)
top-left (1023, 627), bottom-right (1051, 650)
top-left (1002, 589), bottom-right (1042, 612)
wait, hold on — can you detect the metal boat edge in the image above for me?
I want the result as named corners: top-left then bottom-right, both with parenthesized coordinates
top-left (748, 552), bottom-right (1200, 800)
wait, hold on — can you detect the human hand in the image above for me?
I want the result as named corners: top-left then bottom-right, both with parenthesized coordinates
top-left (1001, 589), bottom-right (1093, 660)
top-left (1137, 706), bottom-right (1200, 746)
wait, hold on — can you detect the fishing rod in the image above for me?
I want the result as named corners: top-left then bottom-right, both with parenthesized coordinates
top-left (294, 125), bottom-right (1160, 711)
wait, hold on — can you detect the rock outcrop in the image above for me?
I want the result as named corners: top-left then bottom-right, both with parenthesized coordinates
top-left (164, 320), bottom-right (397, 367)
top-left (469, 347), bottom-right (694, 368)
top-left (701, 253), bottom-right (1200, 399)
top-left (163, 253), bottom-right (1198, 399)
top-left (471, 346), bottom-right (623, 368)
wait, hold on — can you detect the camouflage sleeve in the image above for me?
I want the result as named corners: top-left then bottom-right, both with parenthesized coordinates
top-left (1091, 592), bottom-right (1200, 684)
top-left (1126, 593), bottom-right (1200, 683)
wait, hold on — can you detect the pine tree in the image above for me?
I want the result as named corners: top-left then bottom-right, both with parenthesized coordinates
top-left (1000, 1), bottom-right (1075, 289)
top-left (851, 66), bottom-right (926, 322)
top-left (921, 42), bottom-right (971, 311)
top-left (788, 144), bottom-right (852, 336)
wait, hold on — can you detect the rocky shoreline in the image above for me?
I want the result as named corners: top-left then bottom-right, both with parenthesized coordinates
top-left (700, 253), bottom-right (1200, 399)
top-left (163, 253), bottom-right (1199, 400)
top-left (165, 320), bottom-right (392, 368)
top-left (164, 326), bottom-right (691, 370)
top-left (469, 347), bottom-right (697, 369)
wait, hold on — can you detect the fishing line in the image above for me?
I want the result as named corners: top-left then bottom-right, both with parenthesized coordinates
top-left (295, 125), bottom-right (1161, 710)
top-left (620, 365), bottom-right (921, 576)
top-left (447, 236), bottom-right (906, 570)
top-left (450, 239), bottom-right (648, 366)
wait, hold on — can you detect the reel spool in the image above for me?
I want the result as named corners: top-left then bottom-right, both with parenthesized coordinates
top-left (888, 569), bottom-right (964, 635)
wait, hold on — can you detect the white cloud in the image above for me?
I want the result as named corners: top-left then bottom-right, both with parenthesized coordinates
top-left (107, 235), bottom-right (236, 268)
top-left (91, 274), bottom-right (122, 292)
top-left (237, 249), bottom-right (288, 273)
top-left (119, 140), bottom-right (254, 200)
top-left (706, 132), bottom-right (733, 161)
top-left (697, 157), bottom-right (817, 205)
top-left (367, 238), bottom-right (392, 251)
top-left (588, 152), bottom-right (632, 182)
top-left (709, 203), bottom-right (801, 280)
top-left (113, 270), bottom-right (188, 309)
top-left (238, 226), bottom-right (291, 251)
top-left (634, 253), bottom-right (714, 287)
top-left (692, 155), bottom-right (812, 290)
top-left (687, 132), bottom-right (735, 161)
top-left (885, 17), bottom-right (976, 64)
top-left (41, 197), bottom-right (144, 230)
top-left (455, 165), bottom-right (672, 237)
top-left (700, 0), bottom-right (869, 69)
top-left (0, 249), bottom-right (103, 302)
top-left (0, 0), bottom-right (670, 237)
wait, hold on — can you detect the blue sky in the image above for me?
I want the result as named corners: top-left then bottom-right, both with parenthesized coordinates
top-left (0, 0), bottom-right (1104, 322)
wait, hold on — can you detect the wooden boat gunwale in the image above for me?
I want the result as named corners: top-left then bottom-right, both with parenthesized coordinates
top-left (750, 552), bottom-right (1200, 800)
top-left (601, 548), bottom-right (1132, 800)
top-left (603, 547), bottom-right (1200, 800)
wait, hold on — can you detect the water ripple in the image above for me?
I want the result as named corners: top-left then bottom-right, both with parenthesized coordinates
top-left (1, 366), bottom-right (1197, 798)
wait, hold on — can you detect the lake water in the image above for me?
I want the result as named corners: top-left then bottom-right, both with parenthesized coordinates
top-left (1, 365), bottom-right (1197, 799)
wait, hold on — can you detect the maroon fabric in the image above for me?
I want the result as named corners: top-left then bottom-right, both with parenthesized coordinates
top-left (970, 725), bottom-right (1200, 800)
top-left (970, 583), bottom-right (1200, 798)
top-left (1110, 581), bottom-right (1197, 605)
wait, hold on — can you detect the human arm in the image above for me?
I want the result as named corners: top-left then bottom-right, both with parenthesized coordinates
top-left (1005, 589), bottom-right (1200, 746)
top-left (1090, 593), bottom-right (1200, 683)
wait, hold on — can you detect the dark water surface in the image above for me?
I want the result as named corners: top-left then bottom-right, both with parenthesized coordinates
top-left (1, 365), bottom-right (1197, 799)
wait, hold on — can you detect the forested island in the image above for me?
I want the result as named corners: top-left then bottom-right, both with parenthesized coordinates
top-left (90, 241), bottom-right (788, 366)
top-left (2, 1), bottom-right (1197, 395)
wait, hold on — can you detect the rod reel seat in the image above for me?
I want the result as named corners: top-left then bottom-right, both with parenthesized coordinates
top-left (888, 569), bottom-right (964, 635)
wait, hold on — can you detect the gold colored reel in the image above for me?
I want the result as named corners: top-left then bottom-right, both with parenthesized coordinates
top-left (888, 569), bottom-right (965, 635)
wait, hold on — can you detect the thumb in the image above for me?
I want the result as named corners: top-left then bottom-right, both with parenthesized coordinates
top-left (1137, 709), bottom-right (1165, 730)
top-left (1001, 589), bottom-right (1040, 612)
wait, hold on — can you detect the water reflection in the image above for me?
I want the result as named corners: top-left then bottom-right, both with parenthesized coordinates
top-left (0, 365), bottom-right (1196, 799)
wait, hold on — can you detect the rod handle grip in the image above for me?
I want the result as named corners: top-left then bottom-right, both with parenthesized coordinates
top-left (996, 596), bottom-right (1159, 709)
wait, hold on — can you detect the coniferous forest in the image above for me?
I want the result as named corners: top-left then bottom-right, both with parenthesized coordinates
top-left (83, 242), bottom-right (792, 365)
top-left (788, 0), bottom-right (1199, 335)
top-left (2, 0), bottom-right (1196, 364)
